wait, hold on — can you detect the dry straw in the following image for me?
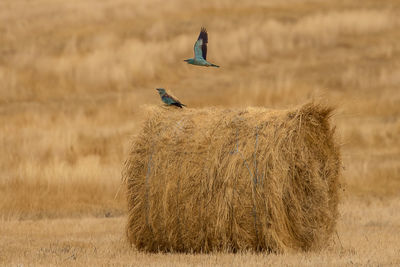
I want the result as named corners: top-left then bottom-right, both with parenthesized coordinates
top-left (123, 102), bottom-right (341, 253)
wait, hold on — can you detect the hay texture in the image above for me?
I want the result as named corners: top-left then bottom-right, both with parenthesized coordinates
top-left (123, 103), bottom-right (341, 253)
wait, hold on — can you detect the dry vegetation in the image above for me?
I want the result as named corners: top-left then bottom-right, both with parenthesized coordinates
top-left (0, 0), bottom-right (399, 265)
top-left (125, 104), bottom-right (341, 253)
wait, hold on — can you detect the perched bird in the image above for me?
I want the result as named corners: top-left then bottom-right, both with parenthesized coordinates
top-left (156, 88), bottom-right (186, 108)
top-left (184, 27), bottom-right (220, 68)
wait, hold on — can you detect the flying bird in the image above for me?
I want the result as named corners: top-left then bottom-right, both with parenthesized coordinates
top-left (156, 88), bottom-right (186, 108)
top-left (184, 27), bottom-right (220, 68)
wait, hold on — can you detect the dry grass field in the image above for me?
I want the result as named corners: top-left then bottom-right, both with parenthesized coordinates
top-left (0, 0), bottom-right (399, 265)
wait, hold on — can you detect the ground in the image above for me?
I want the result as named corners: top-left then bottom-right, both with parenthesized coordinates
top-left (2, 199), bottom-right (399, 266)
top-left (1, 0), bottom-right (399, 266)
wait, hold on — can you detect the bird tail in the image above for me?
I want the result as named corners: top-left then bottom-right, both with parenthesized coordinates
top-left (172, 103), bottom-right (186, 108)
top-left (210, 64), bottom-right (220, 68)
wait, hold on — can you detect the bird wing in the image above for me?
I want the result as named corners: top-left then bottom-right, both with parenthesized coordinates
top-left (164, 93), bottom-right (182, 105)
top-left (194, 27), bottom-right (208, 60)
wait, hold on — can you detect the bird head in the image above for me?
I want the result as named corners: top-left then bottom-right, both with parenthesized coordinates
top-left (156, 88), bottom-right (166, 96)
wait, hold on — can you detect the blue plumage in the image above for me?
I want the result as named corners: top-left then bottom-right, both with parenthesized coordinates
top-left (184, 28), bottom-right (220, 68)
top-left (156, 88), bottom-right (186, 108)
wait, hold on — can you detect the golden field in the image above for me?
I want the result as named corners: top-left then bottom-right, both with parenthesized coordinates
top-left (0, 0), bottom-right (399, 265)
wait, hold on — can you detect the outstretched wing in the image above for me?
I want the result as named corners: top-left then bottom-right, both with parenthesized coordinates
top-left (194, 27), bottom-right (208, 60)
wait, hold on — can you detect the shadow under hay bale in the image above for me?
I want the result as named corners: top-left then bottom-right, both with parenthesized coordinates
top-left (123, 103), bottom-right (341, 253)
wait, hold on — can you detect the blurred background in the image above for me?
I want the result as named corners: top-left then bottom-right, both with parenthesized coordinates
top-left (1, 0), bottom-right (399, 219)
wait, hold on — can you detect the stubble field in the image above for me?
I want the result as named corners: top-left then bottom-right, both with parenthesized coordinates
top-left (1, 0), bottom-right (399, 265)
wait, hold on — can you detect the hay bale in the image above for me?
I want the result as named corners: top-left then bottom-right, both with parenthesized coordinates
top-left (123, 103), bottom-right (341, 253)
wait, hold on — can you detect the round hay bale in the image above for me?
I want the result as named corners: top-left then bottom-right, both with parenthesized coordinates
top-left (123, 103), bottom-right (341, 253)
